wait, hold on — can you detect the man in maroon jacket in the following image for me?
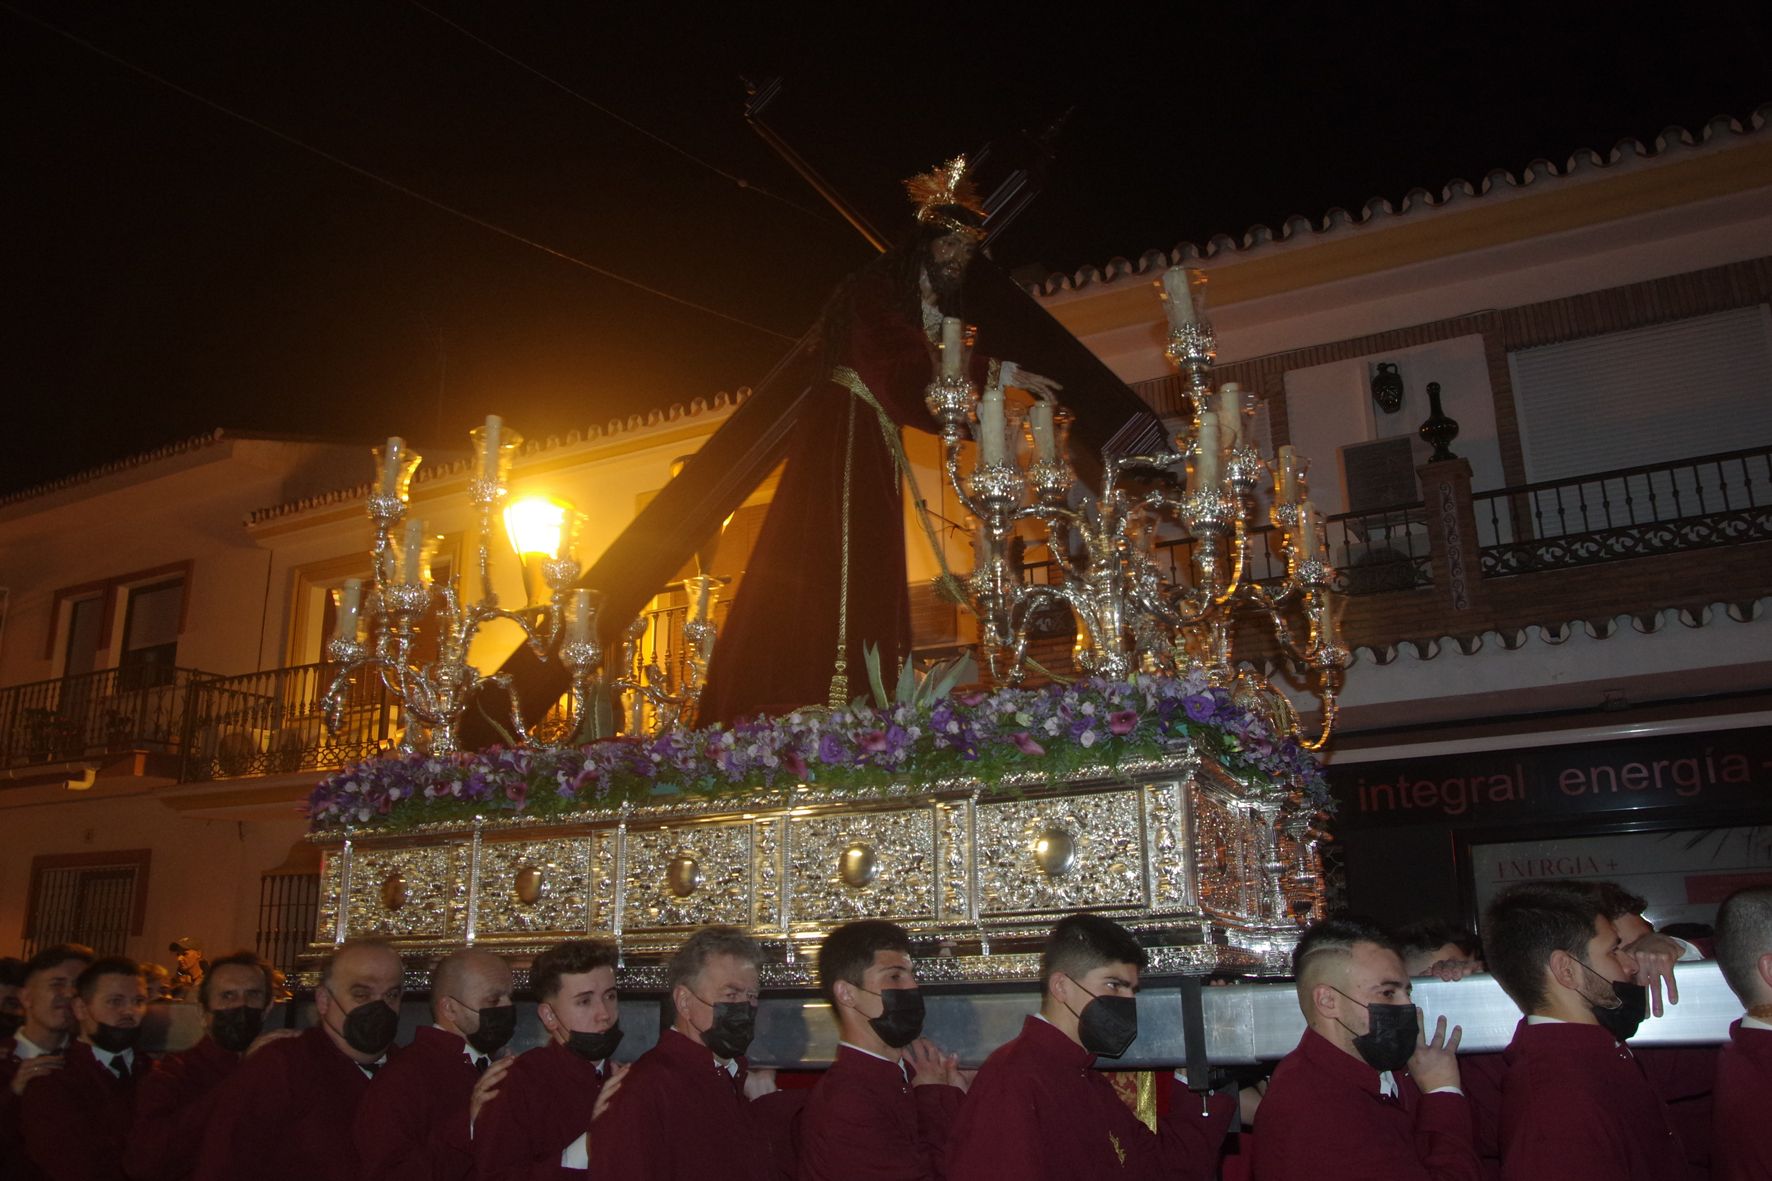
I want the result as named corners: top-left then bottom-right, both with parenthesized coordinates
top-left (194, 939), bottom-right (403, 1181)
top-left (1713, 884), bottom-right (1772, 1180)
top-left (472, 939), bottom-right (625, 1181)
top-left (21, 955), bottom-right (152, 1181)
top-left (797, 920), bottom-right (967, 1180)
top-left (3, 944), bottom-right (95, 1180)
top-left (590, 925), bottom-right (775, 1180)
top-left (357, 948), bottom-right (513, 1181)
top-left (1484, 881), bottom-right (1693, 1180)
top-left (1252, 919), bottom-right (1477, 1180)
top-left (125, 951), bottom-right (294, 1181)
top-left (944, 913), bottom-right (1234, 1181)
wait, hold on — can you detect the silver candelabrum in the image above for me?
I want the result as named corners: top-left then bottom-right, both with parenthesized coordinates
top-left (613, 572), bottom-right (722, 734)
top-left (320, 419), bottom-right (716, 754)
top-left (927, 266), bottom-right (1351, 749)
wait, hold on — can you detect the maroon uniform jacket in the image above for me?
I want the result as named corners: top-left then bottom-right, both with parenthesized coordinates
top-left (796, 1044), bottom-right (964, 1181)
top-left (1713, 1020), bottom-right (1772, 1181)
top-left (0, 1043), bottom-right (33, 1181)
top-left (1252, 1028), bottom-right (1480, 1181)
top-left (1498, 1019), bottom-right (1692, 1180)
top-left (20, 1039), bottom-right (152, 1181)
top-left (470, 1038), bottom-right (605, 1181)
top-left (355, 1026), bottom-right (479, 1181)
top-left (125, 1034), bottom-right (241, 1181)
top-left (943, 1015), bottom-right (1234, 1181)
top-left (193, 1026), bottom-right (376, 1181)
top-left (1452, 1050), bottom-right (1505, 1180)
top-left (589, 1028), bottom-right (774, 1181)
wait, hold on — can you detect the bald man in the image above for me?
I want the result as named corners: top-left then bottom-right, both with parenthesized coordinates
top-left (195, 939), bottom-right (404, 1181)
top-left (1253, 919), bottom-right (1476, 1181)
top-left (355, 949), bottom-right (513, 1181)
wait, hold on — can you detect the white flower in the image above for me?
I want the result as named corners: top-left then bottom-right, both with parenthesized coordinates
top-left (1080, 730), bottom-right (1097, 747)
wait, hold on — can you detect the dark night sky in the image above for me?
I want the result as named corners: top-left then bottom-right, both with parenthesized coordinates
top-left (4, 2), bottom-right (1768, 496)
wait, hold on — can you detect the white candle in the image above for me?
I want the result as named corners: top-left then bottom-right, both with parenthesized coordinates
top-left (333, 579), bottom-right (363, 645)
top-left (380, 437), bottom-right (405, 495)
top-left (566, 588), bottom-right (594, 645)
top-left (1028, 400), bottom-right (1056, 462)
top-left (1161, 267), bottom-right (1199, 332)
top-left (481, 414), bottom-right (503, 476)
top-left (977, 386), bottom-right (1006, 466)
top-left (940, 317), bottom-right (964, 379)
top-left (1217, 384), bottom-right (1243, 449)
top-left (1194, 413), bottom-right (1221, 489)
top-left (1297, 499), bottom-right (1320, 561)
top-left (1276, 445), bottom-right (1298, 504)
top-left (398, 518), bottom-right (426, 584)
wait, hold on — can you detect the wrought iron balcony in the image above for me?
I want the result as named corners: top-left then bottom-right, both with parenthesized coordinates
top-left (0, 666), bottom-right (210, 772)
top-left (181, 661), bottom-right (400, 782)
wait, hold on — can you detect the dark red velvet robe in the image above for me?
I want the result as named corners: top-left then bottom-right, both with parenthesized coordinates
top-left (698, 274), bottom-right (988, 725)
top-left (943, 1015), bottom-right (1233, 1181)
top-left (470, 1039), bottom-right (605, 1181)
top-left (1252, 1028), bottom-right (1480, 1181)
top-left (192, 1026), bottom-right (375, 1181)
top-left (1497, 1019), bottom-right (1693, 1180)
top-left (1452, 1050), bottom-right (1505, 1181)
top-left (0, 1044), bottom-right (36, 1181)
top-left (796, 1044), bottom-right (964, 1180)
top-left (354, 1026), bottom-right (478, 1181)
top-left (20, 1039), bottom-right (151, 1181)
top-left (124, 1034), bottom-right (240, 1181)
top-left (588, 1028), bottom-right (773, 1181)
top-left (1713, 1020), bottom-right (1772, 1181)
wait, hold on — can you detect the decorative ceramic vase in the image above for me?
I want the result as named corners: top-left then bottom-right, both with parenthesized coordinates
top-left (1370, 362), bottom-right (1404, 414)
top-left (1418, 381), bottom-right (1459, 461)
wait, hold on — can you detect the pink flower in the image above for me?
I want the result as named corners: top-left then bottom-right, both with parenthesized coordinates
top-left (858, 730), bottom-right (889, 754)
top-left (1011, 732), bottom-right (1045, 756)
top-left (1108, 710), bottom-right (1139, 736)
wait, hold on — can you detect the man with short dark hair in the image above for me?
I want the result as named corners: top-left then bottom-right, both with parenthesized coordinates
top-left (798, 920), bottom-right (966, 1180)
top-left (591, 925), bottom-right (774, 1180)
top-left (471, 939), bottom-right (625, 1180)
top-left (1393, 920), bottom-right (1484, 979)
top-left (1483, 882), bottom-right (1693, 1179)
top-left (2, 944), bottom-right (94, 1180)
top-left (21, 955), bottom-right (152, 1181)
top-left (126, 951), bottom-right (292, 1181)
top-left (358, 948), bottom-right (514, 1181)
top-left (195, 939), bottom-right (404, 1181)
top-left (1253, 919), bottom-right (1476, 1180)
top-left (1712, 884), bottom-right (1772, 1179)
top-left (945, 913), bottom-right (1233, 1180)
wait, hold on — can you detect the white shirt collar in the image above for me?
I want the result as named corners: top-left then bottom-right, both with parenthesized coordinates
top-left (1378, 1070), bottom-right (1397, 1098)
top-left (1525, 1015), bottom-right (1567, 1024)
top-left (85, 1041), bottom-right (134, 1072)
top-left (13, 1032), bottom-right (60, 1060)
top-left (839, 1040), bottom-right (908, 1080)
top-left (1742, 1015), bottom-right (1772, 1033)
top-left (434, 1024), bottom-right (479, 1066)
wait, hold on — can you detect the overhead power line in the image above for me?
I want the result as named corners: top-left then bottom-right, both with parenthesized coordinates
top-left (406, 0), bottom-right (841, 228)
top-left (1, 2), bottom-right (798, 343)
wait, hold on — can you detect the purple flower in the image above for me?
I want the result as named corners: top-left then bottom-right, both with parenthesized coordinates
top-left (1011, 732), bottom-right (1045, 756)
top-left (1183, 694), bottom-right (1215, 723)
top-left (1108, 710), bottom-right (1139, 736)
top-left (858, 730), bottom-right (889, 755)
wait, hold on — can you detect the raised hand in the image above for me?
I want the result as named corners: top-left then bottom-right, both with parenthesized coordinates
top-left (905, 1037), bottom-right (965, 1090)
top-left (468, 1056), bottom-right (515, 1126)
top-left (1406, 1009), bottom-right (1463, 1094)
top-left (591, 1061), bottom-right (629, 1123)
top-left (1620, 932), bottom-right (1683, 1017)
top-left (9, 1054), bottom-right (62, 1096)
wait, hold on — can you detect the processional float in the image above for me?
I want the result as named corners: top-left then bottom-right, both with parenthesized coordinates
top-left (306, 238), bottom-right (1349, 986)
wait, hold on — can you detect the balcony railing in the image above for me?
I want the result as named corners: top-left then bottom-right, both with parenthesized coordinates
top-left (1475, 445), bottom-right (1772, 577)
top-left (182, 662), bottom-right (400, 782)
top-left (0, 666), bottom-right (209, 772)
top-left (1018, 499), bottom-right (1434, 600)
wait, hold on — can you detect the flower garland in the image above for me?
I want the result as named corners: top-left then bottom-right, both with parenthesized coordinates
top-left (306, 673), bottom-right (1329, 833)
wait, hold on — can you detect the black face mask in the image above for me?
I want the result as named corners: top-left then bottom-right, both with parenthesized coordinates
top-left (0, 1011), bottom-right (23, 1040)
top-left (1332, 988), bottom-right (1418, 1073)
top-left (210, 1006), bottom-right (265, 1054)
top-left (331, 991), bottom-right (400, 1057)
top-left (1068, 981), bottom-right (1139, 1059)
top-left (462, 1002), bottom-right (516, 1056)
top-left (90, 1021), bottom-right (142, 1054)
top-left (855, 986), bottom-right (925, 1049)
top-left (691, 994), bottom-right (757, 1060)
top-left (1579, 962), bottom-right (1647, 1041)
top-left (565, 1023), bottom-right (623, 1063)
